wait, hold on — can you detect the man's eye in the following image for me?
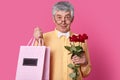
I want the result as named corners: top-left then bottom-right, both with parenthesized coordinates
top-left (58, 17), bottom-right (61, 19)
top-left (66, 16), bottom-right (71, 18)
top-left (66, 17), bottom-right (70, 19)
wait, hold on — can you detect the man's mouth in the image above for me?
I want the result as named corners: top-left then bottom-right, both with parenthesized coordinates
top-left (61, 24), bottom-right (67, 27)
top-left (61, 26), bottom-right (67, 29)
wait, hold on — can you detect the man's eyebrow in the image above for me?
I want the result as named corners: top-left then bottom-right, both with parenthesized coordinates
top-left (56, 14), bottom-right (61, 16)
top-left (65, 14), bottom-right (71, 17)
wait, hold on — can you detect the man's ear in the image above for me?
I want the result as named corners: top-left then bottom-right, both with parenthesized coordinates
top-left (71, 16), bottom-right (74, 23)
top-left (53, 16), bottom-right (58, 24)
top-left (52, 16), bottom-right (56, 23)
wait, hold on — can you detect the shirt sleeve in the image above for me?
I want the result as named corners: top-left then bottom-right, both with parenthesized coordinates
top-left (80, 40), bottom-right (92, 77)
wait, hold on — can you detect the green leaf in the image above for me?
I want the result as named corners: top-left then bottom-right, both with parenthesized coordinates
top-left (67, 63), bottom-right (74, 69)
top-left (75, 65), bottom-right (80, 68)
top-left (68, 53), bottom-right (72, 55)
top-left (71, 45), bottom-right (77, 51)
top-left (75, 45), bottom-right (81, 50)
top-left (64, 46), bottom-right (71, 51)
top-left (73, 67), bottom-right (78, 72)
top-left (77, 49), bottom-right (82, 52)
top-left (76, 53), bottom-right (82, 57)
top-left (69, 73), bottom-right (76, 78)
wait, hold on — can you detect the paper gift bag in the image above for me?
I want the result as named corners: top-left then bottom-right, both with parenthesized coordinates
top-left (16, 39), bottom-right (50, 80)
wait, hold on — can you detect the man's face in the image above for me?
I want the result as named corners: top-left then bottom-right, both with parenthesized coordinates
top-left (53, 11), bottom-right (73, 33)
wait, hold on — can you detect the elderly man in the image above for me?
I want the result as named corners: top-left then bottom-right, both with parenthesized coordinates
top-left (34, 1), bottom-right (91, 80)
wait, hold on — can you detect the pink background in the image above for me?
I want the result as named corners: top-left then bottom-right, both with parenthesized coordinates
top-left (0, 0), bottom-right (120, 80)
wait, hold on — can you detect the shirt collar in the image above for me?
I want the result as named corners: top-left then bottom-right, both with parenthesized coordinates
top-left (55, 29), bottom-right (70, 38)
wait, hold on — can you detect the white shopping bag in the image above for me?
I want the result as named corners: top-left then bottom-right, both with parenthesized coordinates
top-left (16, 38), bottom-right (50, 80)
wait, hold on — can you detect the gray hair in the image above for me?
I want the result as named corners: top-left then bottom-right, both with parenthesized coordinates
top-left (52, 1), bottom-right (74, 19)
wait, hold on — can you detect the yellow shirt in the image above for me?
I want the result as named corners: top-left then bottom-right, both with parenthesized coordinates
top-left (35, 30), bottom-right (91, 80)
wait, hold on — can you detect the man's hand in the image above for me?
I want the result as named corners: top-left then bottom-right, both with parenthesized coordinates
top-left (72, 54), bottom-right (87, 65)
top-left (33, 27), bottom-right (43, 40)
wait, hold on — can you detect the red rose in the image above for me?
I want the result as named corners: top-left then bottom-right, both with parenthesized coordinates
top-left (78, 34), bottom-right (85, 42)
top-left (69, 34), bottom-right (88, 43)
top-left (72, 35), bottom-right (78, 42)
top-left (69, 35), bottom-right (78, 42)
top-left (69, 36), bottom-right (74, 42)
top-left (82, 33), bottom-right (88, 40)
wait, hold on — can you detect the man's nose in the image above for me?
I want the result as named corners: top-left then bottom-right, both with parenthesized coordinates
top-left (61, 17), bottom-right (66, 23)
top-left (61, 17), bottom-right (65, 22)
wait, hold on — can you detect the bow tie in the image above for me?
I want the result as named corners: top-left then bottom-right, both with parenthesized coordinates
top-left (58, 31), bottom-right (70, 38)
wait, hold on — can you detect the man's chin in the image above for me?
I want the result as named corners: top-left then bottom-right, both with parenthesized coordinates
top-left (56, 26), bottom-right (70, 33)
top-left (60, 28), bottom-right (69, 33)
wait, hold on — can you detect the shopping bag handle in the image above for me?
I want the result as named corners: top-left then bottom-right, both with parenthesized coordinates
top-left (27, 37), bottom-right (44, 46)
top-left (27, 37), bottom-right (35, 46)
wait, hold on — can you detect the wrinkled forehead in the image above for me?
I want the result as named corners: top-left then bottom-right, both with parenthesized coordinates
top-left (55, 10), bottom-right (71, 16)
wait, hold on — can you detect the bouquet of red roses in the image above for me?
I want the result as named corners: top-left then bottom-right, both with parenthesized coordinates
top-left (64, 33), bottom-right (88, 80)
